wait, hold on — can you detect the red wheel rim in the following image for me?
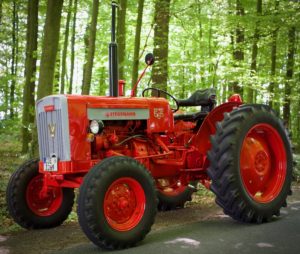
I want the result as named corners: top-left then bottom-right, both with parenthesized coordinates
top-left (240, 123), bottom-right (287, 203)
top-left (26, 175), bottom-right (63, 216)
top-left (156, 178), bottom-right (187, 197)
top-left (104, 177), bottom-right (146, 232)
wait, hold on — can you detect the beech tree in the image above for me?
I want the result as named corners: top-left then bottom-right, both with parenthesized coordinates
top-left (152, 0), bottom-right (171, 96)
top-left (60, 0), bottom-right (73, 94)
top-left (9, 0), bottom-right (18, 118)
top-left (283, 26), bottom-right (296, 127)
top-left (37, 0), bottom-right (64, 100)
top-left (231, 0), bottom-right (244, 96)
top-left (117, 0), bottom-right (127, 81)
top-left (69, 0), bottom-right (78, 94)
top-left (21, 0), bottom-right (39, 153)
top-left (131, 0), bottom-right (145, 88)
top-left (248, 0), bottom-right (262, 103)
top-left (81, 0), bottom-right (99, 95)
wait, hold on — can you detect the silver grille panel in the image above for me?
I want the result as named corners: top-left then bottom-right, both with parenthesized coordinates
top-left (36, 95), bottom-right (71, 161)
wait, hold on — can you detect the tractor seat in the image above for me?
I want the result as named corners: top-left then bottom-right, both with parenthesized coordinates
top-left (177, 88), bottom-right (216, 107)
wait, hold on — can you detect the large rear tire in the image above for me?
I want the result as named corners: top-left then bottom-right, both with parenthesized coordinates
top-left (77, 156), bottom-right (157, 250)
top-left (207, 104), bottom-right (293, 223)
top-left (6, 159), bottom-right (75, 229)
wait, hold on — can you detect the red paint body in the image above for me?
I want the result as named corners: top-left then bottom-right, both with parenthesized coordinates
top-left (38, 94), bottom-right (242, 193)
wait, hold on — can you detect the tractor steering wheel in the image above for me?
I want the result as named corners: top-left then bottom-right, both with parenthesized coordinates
top-left (142, 87), bottom-right (179, 113)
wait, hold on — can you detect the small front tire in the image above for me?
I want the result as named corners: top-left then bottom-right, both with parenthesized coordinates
top-left (77, 156), bottom-right (157, 250)
top-left (6, 159), bottom-right (75, 229)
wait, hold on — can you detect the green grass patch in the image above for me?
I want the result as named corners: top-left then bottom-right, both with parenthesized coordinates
top-left (0, 133), bottom-right (25, 234)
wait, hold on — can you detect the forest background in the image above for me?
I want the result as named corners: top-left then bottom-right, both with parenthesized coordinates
top-left (0, 0), bottom-right (300, 231)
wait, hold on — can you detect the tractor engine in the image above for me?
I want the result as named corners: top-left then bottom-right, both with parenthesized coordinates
top-left (36, 94), bottom-right (180, 174)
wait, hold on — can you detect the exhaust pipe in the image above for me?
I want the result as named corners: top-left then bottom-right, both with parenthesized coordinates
top-left (109, 0), bottom-right (119, 97)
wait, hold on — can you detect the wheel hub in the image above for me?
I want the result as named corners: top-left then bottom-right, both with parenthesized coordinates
top-left (104, 177), bottom-right (145, 231)
top-left (254, 150), bottom-right (269, 175)
top-left (26, 175), bottom-right (63, 216)
top-left (240, 123), bottom-right (287, 203)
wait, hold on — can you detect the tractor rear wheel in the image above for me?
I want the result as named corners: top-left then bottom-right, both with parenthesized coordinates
top-left (207, 104), bottom-right (293, 223)
top-left (6, 159), bottom-right (75, 229)
top-left (156, 178), bottom-right (196, 211)
top-left (77, 156), bottom-right (157, 250)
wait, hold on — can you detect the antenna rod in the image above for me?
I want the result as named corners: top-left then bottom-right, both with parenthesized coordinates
top-left (109, 0), bottom-right (119, 97)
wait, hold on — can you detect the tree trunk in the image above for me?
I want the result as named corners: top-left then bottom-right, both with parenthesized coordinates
top-left (180, 66), bottom-right (185, 99)
top-left (131, 0), bottom-right (145, 88)
top-left (222, 83), bottom-right (228, 103)
top-left (197, 0), bottom-right (205, 84)
top-left (69, 0), bottom-right (78, 94)
top-left (99, 66), bottom-right (106, 95)
top-left (268, 28), bottom-right (278, 109)
top-left (81, 0), bottom-right (99, 95)
top-left (268, 0), bottom-right (279, 111)
top-left (21, 0), bottom-right (39, 154)
top-left (283, 26), bottom-right (296, 127)
top-left (53, 44), bottom-right (61, 94)
top-left (10, 0), bottom-right (18, 119)
top-left (117, 0), bottom-right (127, 81)
top-left (82, 23), bottom-right (90, 90)
top-left (208, 18), bottom-right (214, 86)
top-left (37, 0), bottom-right (64, 100)
top-left (3, 60), bottom-right (9, 118)
top-left (232, 0), bottom-right (244, 96)
top-left (0, 0), bottom-right (2, 26)
top-left (297, 72), bottom-right (300, 148)
top-left (60, 0), bottom-right (73, 94)
top-left (152, 0), bottom-right (171, 96)
top-left (248, 0), bottom-right (262, 103)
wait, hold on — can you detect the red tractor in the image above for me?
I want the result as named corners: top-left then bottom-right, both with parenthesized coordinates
top-left (7, 1), bottom-right (293, 250)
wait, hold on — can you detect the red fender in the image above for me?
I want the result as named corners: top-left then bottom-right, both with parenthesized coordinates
top-left (193, 101), bottom-right (242, 170)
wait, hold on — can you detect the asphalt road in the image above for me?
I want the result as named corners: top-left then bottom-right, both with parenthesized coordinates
top-left (1, 186), bottom-right (300, 254)
top-left (52, 201), bottom-right (300, 254)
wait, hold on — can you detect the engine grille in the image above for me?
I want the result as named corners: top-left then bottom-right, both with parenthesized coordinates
top-left (36, 95), bottom-right (71, 161)
top-left (37, 110), bottom-right (63, 160)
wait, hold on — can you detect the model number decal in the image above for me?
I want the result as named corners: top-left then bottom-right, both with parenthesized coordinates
top-left (88, 108), bottom-right (149, 120)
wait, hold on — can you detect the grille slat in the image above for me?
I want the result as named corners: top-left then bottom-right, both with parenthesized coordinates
top-left (38, 109), bottom-right (65, 160)
top-left (36, 95), bottom-right (71, 162)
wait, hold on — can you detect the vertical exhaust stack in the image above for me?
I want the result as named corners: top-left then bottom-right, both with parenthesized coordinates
top-left (109, 0), bottom-right (119, 97)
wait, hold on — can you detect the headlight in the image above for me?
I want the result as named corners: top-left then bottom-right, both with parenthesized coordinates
top-left (90, 120), bottom-right (100, 134)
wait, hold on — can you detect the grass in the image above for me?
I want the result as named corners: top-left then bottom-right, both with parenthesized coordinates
top-left (0, 134), bottom-right (25, 234)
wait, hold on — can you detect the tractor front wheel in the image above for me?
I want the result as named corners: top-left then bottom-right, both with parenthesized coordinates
top-left (207, 104), bottom-right (293, 223)
top-left (6, 159), bottom-right (75, 229)
top-left (77, 156), bottom-right (157, 250)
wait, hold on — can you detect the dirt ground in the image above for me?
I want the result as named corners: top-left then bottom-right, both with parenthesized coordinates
top-left (1, 184), bottom-right (299, 254)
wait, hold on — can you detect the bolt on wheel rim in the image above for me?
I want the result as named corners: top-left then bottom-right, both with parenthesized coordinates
top-left (104, 177), bottom-right (146, 231)
top-left (240, 123), bottom-right (287, 203)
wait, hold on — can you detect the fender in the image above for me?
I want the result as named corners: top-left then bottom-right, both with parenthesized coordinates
top-left (193, 100), bottom-right (242, 169)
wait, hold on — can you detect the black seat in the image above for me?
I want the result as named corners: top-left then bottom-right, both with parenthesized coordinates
top-left (177, 88), bottom-right (216, 107)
